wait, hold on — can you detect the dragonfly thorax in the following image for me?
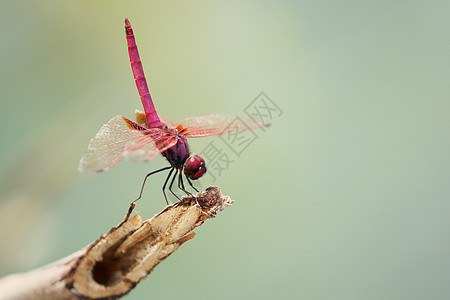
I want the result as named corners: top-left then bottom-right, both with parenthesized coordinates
top-left (161, 134), bottom-right (190, 166)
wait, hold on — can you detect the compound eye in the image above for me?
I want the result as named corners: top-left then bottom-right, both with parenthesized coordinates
top-left (183, 155), bottom-right (206, 180)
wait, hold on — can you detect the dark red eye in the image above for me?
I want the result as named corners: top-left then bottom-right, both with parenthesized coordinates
top-left (183, 155), bottom-right (206, 180)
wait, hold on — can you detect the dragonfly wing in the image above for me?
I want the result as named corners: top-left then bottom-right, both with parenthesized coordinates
top-left (79, 115), bottom-right (176, 173)
top-left (179, 114), bottom-right (271, 138)
top-left (160, 116), bottom-right (177, 128)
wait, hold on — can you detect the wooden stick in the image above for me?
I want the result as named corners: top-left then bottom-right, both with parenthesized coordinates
top-left (0, 186), bottom-right (233, 300)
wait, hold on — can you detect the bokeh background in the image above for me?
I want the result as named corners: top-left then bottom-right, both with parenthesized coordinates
top-left (1, 1), bottom-right (449, 299)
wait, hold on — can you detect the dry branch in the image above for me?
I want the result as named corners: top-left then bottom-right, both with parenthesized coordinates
top-left (0, 186), bottom-right (233, 300)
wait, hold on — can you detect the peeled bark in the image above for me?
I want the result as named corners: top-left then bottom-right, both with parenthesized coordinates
top-left (0, 186), bottom-right (233, 300)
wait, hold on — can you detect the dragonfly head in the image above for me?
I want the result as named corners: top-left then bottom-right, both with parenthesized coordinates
top-left (183, 155), bottom-right (206, 180)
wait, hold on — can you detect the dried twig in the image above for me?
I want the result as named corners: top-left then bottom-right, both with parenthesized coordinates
top-left (0, 187), bottom-right (233, 300)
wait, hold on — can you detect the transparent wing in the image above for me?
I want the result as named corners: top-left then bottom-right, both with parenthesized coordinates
top-left (78, 115), bottom-right (177, 173)
top-left (179, 114), bottom-right (271, 138)
top-left (160, 116), bottom-right (177, 128)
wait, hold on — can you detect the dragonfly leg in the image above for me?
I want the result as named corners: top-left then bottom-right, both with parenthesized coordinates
top-left (178, 169), bottom-right (192, 196)
top-left (162, 167), bottom-right (175, 205)
top-left (168, 169), bottom-right (181, 201)
top-left (132, 166), bottom-right (172, 205)
top-left (124, 166), bottom-right (172, 222)
top-left (185, 176), bottom-right (199, 193)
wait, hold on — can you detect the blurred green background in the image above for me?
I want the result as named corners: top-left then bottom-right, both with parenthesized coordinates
top-left (1, 1), bottom-right (449, 299)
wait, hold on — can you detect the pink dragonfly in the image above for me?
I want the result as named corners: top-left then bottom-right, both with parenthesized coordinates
top-left (79, 18), bottom-right (269, 209)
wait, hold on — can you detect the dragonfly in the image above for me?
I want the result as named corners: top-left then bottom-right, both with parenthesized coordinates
top-left (79, 18), bottom-right (269, 214)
